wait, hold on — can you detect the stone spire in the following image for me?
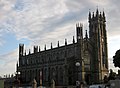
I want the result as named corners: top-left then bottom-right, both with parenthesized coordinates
top-left (99, 12), bottom-right (102, 20)
top-left (44, 44), bottom-right (46, 50)
top-left (96, 8), bottom-right (99, 17)
top-left (51, 43), bottom-right (53, 49)
top-left (29, 49), bottom-right (31, 54)
top-left (65, 39), bottom-right (67, 45)
top-left (39, 46), bottom-right (41, 52)
top-left (73, 36), bottom-right (75, 43)
top-left (16, 61), bottom-right (18, 68)
top-left (25, 50), bottom-right (26, 55)
top-left (58, 41), bottom-right (59, 47)
top-left (103, 11), bottom-right (106, 22)
top-left (89, 10), bottom-right (91, 21)
top-left (92, 12), bottom-right (94, 18)
top-left (85, 30), bottom-right (88, 39)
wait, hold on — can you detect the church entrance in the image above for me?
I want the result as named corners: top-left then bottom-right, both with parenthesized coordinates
top-left (85, 74), bottom-right (90, 85)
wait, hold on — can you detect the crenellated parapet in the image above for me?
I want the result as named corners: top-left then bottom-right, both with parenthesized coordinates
top-left (19, 36), bottom-right (78, 56)
top-left (88, 9), bottom-right (106, 23)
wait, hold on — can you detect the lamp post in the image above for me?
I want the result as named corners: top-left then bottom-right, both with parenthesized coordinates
top-left (75, 62), bottom-right (80, 88)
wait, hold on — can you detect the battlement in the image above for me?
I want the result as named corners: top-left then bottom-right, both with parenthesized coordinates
top-left (89, 9), bottom-right (106, 22)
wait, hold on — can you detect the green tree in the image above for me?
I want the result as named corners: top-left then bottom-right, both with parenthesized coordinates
top-left (113, 49), bottom-right (120, 68)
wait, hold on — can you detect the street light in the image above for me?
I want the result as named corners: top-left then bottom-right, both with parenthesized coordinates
top-left (75, 62), bottom-right (80, 88)
top-left (75, 62), bottom-right (80, 67)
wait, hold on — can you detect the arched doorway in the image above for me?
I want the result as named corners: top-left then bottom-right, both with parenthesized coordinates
top-left (85, 74), bottom-right (90, 85)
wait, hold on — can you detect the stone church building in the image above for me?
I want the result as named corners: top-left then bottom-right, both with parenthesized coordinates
top-left (17, 9), bottom-right (109, 86)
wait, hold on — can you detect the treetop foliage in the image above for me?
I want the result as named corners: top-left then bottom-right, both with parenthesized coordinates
top-left (113, 49), bottom-right (120, 68)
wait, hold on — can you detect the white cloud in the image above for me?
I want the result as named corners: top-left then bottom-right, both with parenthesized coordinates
top-left (6, 0), bottom-right (69, 40)
top-left (0, 49), bottom-right (18, 76)
top-left (108, 36), bottom-right (120, 58)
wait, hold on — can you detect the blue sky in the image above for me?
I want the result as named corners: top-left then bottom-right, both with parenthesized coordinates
top-left (0, 0), bottom-right (120, 77)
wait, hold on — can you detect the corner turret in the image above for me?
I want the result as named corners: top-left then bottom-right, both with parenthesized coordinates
top-left (65, 39), bottom-right (67, 45)
top-left (58, 41), bottom-right (59, 47)
top-left (103, 11), bottom-right (106, 22)
top-left (19, 44), bottom-right (24, 57)
top-left (34, 46), bottom-right (38, 53)
top-left (51, 43), bottom-right (53, 49)
top-left (85, 30), bottom-right (88, 39)
top-left (76, 23), bottom-right (83, 42)
top-left (88, 11), bottom-right (91, 22)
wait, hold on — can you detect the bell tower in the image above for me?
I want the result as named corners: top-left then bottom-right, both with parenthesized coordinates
top-left (76, 23), bottom-right (85, 82)
top-left (89, 9), bottom-right (108, 83)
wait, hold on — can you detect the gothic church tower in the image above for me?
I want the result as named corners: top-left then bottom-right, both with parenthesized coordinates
top-left (88, 9), bottom-right (108, 83)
